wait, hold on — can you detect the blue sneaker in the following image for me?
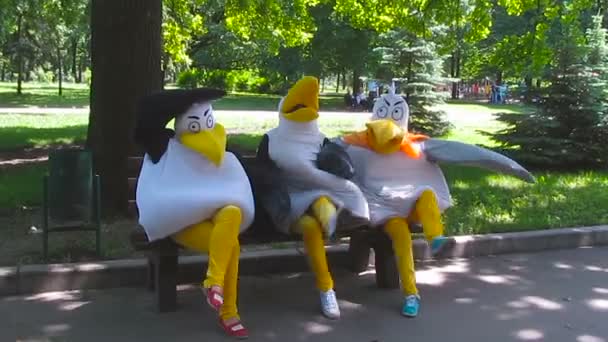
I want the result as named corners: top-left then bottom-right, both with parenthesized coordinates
top-left (402, 294), bottom-right (420, 317)
top-left (430, 236), bottom-right (451, 257)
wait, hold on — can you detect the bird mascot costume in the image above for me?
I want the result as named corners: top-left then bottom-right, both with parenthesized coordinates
top-left (336, 89), bottom-right (535, 318)
top-left (253, 76), bottom-right (369, 320)
top-left (134, 88), bottom-right (254, 339)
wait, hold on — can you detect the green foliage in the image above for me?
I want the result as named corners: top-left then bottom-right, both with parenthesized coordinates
top-left (176, 69), bottom-right (201, 89)
top-left (376, 29), bottom-right (452, 136)
top-left (177, 68), bottom-right (270, 92)
top-left (162, 0), bottom-right (206, 65)
top-left (224, 0), bottom-right (317, 52)
top-left (489, 15), bottom-right (608, 169)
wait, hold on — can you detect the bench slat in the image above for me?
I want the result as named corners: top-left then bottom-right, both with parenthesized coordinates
top-left (128, 156), bottom-right (143, 177)
top-left (128, 200), bottom-right (138, 218)
top-left (128, 177), bottom-right (138, 201)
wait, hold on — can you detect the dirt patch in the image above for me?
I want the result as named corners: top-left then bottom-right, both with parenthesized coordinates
top-left (0, 207), bottom-right (145, 266)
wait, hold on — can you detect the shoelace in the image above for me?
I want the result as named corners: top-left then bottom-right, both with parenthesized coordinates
top-left (406, 296), bottom-right (418, 307)
top-left (322, 291), bottom-right (339, 310)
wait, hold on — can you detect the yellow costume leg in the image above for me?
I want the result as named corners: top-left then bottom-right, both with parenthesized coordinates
top-left (205, 205), bottom-right (241, 289)
top-left (172, 220), bottom-right (213, 254)
top-left (171, 205), bottom-right (241, 289)
top-left (298, 215), bottom-right (334, 292)
top-left (384, 217), bottom-right (418, 296)
top-left (413, 190), bottom-right (444, 243)
top-left (219, 242), bottom-right (240, 321)
top-left (310, 195), bottom-right (337, 235)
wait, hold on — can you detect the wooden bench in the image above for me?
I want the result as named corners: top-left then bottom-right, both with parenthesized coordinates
top-left (127, 155), bottom-right (405, 313)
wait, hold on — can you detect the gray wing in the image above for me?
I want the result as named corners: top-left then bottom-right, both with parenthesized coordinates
top-left (423, 138), bottom-right (536, 183)
top-left (316, 138), bottom-right (355, 179)
top-left (247, 134), bottom-right (292, 230)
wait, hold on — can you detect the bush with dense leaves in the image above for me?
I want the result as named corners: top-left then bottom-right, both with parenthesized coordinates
top-left (177, 68), bottom-right (271, 93)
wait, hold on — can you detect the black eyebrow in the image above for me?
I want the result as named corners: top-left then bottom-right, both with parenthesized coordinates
top-left (204, 109), bottom-right (210, 116)
top-left (187, 116), bottom-right (199, 119)
top-left (394, 100), bottom-right (404, 105)
top-left (383, 98), bottom-right (390, 106)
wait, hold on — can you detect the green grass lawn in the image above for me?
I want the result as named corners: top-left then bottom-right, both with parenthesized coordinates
top-left (0, 113), bottom-right (88, 151)
top-left (0, 82), bottom-right (345, 110)
top-left (0, 82), bottom-right (90, 108)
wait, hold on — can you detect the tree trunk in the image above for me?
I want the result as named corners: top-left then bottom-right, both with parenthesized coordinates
top-left (335, 73), bottom-right (340, 93)
top-left (16, 14), bottom-right (23, 95)
top-left (496, 71), bottom-right (503, 85)
top-left (321, 77), bottom-right (325, 93)
top-left (524, 76), bottom-right (533, 102)
top-left (450, 52), bottom-right (457, 99)
top-left (24, 61), bottom-right (32, 82)
top-left (1, 61), bottom-right (5, 82)
top-left (341, 71), bottom-right (346, 90)
top-left (88, 0), bottom-right (163, 217)
top-left (71, 39), bottom-right (78, 81)
top-left (57, 47), bottom-right (63, 96)
top-left (536, 79), bottom-right (541, 88)
top-left (77, 59), bottom-right (83, 83)
top-left (450, 50), bottom-right (461, 99)
top-left (352, 69), bottom-right (360, 94)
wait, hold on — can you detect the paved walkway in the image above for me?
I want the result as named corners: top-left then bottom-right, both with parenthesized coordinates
top-left (3, 247), bottom-right (607, 342)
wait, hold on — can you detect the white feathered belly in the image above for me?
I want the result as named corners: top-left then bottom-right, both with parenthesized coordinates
top-left (347, 145), bottom-right (452, 226)
top-left (136, 139), bottom-right (255, 241)
top-left (266, 129), bottom-right (369, 233)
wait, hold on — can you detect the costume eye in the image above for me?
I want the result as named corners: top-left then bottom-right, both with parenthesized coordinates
top-left (188, 121), bottom-right (201, 133)
top-left (377, 106), bottom-right (388, 118)
top-left (392, 107), bottom-right (404, 121)
top-left (206, 115), bottom-right (214, 129)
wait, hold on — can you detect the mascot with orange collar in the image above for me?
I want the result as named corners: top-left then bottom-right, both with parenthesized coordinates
top-left (337, 88), bottom-right (535, 318)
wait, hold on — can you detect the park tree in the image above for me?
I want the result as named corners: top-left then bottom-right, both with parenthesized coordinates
top-left (87, 0), bottom-right (163, 216)
top-left (489, 12), bottom-right (608, 169)
top-left (1, 0), bottom-right (40, 94)
top-left (40, 0), bottom-right (89, 95)
top-left (375, 28), bottom-right (452, 136)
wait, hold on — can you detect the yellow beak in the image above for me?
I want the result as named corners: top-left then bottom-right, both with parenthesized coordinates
top-left (281, 76), bottom-right (320, 122)
top-left (179, 123), bottom-right (227, 166)
top-left (365, 120), bottom-right (405, 154)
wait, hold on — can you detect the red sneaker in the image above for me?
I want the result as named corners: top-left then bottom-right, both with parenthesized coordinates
top-left (203, 286), bottom-right (223, 312)
top-left (219, 318), bottom-right (249, 339)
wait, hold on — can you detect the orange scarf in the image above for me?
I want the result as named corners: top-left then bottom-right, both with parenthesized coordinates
top-left (343, 130), bottom-right (429, 159)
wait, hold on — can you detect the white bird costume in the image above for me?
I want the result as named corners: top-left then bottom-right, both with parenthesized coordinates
top-left (336, 90), bottom-right (534, 317)
top-left (253, 76), bottom-right (369, 320)
top-left (134, 88), bottom-right (253, 337)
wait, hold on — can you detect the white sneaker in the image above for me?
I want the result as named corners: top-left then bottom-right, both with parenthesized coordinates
top-left (319, 289), bottom-right (340, 319)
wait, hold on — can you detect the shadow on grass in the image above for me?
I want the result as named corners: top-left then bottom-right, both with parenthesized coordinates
top-left (0, 125), bottom-right (87, 152)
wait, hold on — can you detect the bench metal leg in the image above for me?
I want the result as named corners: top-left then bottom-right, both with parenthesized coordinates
top-left (146, 257), bottom-right (155, 291)
top-left (371, 231), bottom-right (400, 289)
top-left (154, 253), bottom-right (178, 312)
top-left (348, 230), bottom-right (371, 273)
